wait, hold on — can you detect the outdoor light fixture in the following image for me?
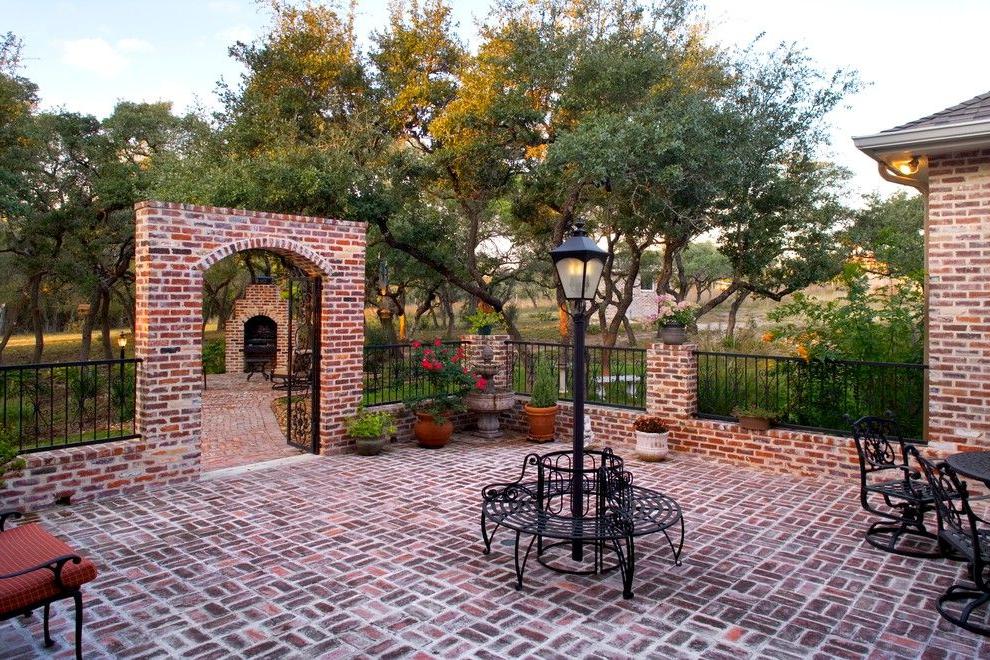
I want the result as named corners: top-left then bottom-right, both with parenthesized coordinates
top-left (551, 221), bottom-right (608, 302)
top-left (550, 220), bottom-right (608, 563)
top-left (118, 334), bottom-right (128, 350)
top-left (893, 157), bottom-right (920, 176)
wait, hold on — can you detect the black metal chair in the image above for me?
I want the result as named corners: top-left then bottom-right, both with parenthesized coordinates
top-left (909, 446), bottom-right (990, 636)
top-left (271, 350), bottom-right (312, 392)
top-left (849, 415), bottom-right (940, 558)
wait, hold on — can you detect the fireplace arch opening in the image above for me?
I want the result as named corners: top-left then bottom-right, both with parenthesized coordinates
top-left (243, 315), bottom-right (277, 372)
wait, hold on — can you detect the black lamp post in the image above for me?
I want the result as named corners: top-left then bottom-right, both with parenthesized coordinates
top-left (550, 220), bottom-right (607, 562)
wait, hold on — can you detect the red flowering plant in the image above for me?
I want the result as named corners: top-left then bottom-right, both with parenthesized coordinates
top-left (405, 339), bottom-right (476, 418)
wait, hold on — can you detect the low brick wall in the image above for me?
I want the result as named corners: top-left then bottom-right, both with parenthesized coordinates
top-left (2, 438), bottom-right (197, 511)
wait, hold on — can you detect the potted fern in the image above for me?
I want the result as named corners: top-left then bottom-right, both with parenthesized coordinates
top-left (525, 357), bottom-right (559, 443)
top-left (346, 409), bottom-right (397, 456)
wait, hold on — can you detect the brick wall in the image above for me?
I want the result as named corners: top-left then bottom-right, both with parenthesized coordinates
top-left (925, 150), bottom-right (990, 453)
top-left (224, 283), bottom-right (290, 372)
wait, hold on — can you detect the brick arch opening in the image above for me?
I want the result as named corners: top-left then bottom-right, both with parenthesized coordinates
top-left (134, 201), bottom-right (366, 484)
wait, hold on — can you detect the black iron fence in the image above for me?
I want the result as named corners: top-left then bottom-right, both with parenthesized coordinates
top-left (1, 357), bottom-right (142, 454)
top-left (695, 350), bottom-right (926, 438)
top-left (362, 341), bottom-right (469, 407)
top-left (506, 340), bottom-right (647, 410)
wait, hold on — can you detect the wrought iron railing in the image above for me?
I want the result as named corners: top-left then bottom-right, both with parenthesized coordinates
top-left (362, 341), bottom-right (469, 407)
top-left (506, 340), bottom-right (647, 410)
top-left (695, 350), bottom-right (926, 438)
top-left (1, 357), bottom-right (142, 454)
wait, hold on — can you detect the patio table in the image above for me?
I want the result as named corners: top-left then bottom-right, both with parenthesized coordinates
top-left (945, 450), bottom-right (990, 486)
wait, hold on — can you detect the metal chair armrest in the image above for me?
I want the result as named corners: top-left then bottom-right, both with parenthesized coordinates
top-left (0, 511), bottom-right (22, 532)
top-left (0, 554), bottom-right (82, 591)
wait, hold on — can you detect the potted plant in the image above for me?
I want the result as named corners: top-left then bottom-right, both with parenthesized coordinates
top-left (465, 309), bottom-right (502, 336)
top-left (525, 357), bottom-right (559, 443)
top-left (733, 405), bottom-right (777, 431)
top-left (345, 408), bottom-right (397, 456)
top-left (654, 294), bottom-right (696, 345)
top-left (633, 415), bottom-right (670, 461)
top-left (405, 340), bottom-right (474, 448)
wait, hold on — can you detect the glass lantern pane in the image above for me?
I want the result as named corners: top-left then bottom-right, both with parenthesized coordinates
top-left (582, 258), bottom-right (604, 299)
top-left (555, 257), bottom-right (587, 299)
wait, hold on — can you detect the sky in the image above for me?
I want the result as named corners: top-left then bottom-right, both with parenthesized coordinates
top-left (4, 0), bottom-right (989, 200)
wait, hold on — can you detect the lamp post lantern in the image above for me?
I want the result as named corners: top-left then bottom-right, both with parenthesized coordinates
top-left (550, 220), bottom-right (608, 562)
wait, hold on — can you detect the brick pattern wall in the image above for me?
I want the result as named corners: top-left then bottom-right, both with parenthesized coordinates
top-left (224, 283), bottom-right (289, 372)
top-left (925, 150), bottom-right (990, 454)
top-left (462, 333), bottom-right (510, 390)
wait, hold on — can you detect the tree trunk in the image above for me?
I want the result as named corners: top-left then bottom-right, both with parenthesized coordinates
top-left (725, 290), bottom-right (751, 342)
top-left (99, 288), bottom-right (113, 359)
top-left (622, 316), bottom-right (637, 346)
top-left (79, 288), bottom-right (102, 361)
top-left (29, 274), bottom-right (44, 362)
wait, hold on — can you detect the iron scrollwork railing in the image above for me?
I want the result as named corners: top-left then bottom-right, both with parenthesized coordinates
top-left (695, 350), bottom-right (926, 438)
top-left (505, 340), bottom-right (647, 410)
top-left (362, 341), bottom-right (469, 407)
top-left (0, 357), bottom-right (142, 453)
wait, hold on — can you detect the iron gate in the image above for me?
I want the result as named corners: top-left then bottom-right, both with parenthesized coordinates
top-left (282, 273), bottom-right (321, 453)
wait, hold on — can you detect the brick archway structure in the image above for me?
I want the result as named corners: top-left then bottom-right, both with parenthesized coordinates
top-left (134, 201), bottom-right (366, 483)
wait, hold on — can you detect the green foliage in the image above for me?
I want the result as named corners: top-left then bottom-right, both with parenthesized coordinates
top-left (529, 357), bottom-right (558, 408)
top-left (732, 405), bottom-right (778, 420)
top-left (404, 340), bottom-right (474, 417)
top-left (846, 191), bottom-right (924, 282)
top-left (0, 426), bottom-right (25, 489)
top-left (345, 408), bottom-right (397, 439)
top-left (66, 367), bottom-right (102, 412)
top-left (202, 337), bottom-right (226, 374)
top-left (465, 309), bottom-right (502, 333)
top-left (766, 267), bottom-right (924, 363)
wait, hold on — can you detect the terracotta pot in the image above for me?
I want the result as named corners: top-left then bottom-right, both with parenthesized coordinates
top-left (524, 403), bottom-right (559, 443)
top-left (414, 412), bottom-right (454, 448)
top-left (353, 435), bottom-right (386, 456)
top-left (738, 415), bottom-right (771, 431)
top-left (635, 430), bottom-right (669, 461)
top-left (661, 323), bottom-right (687, 345)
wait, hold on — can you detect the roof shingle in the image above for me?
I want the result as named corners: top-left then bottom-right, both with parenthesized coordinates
top-left (884, 90), bottom-right (990, 132)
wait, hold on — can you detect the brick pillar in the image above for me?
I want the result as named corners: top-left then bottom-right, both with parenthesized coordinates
top-left (926, 150), bottom-right (990, 451)
top-left (462, 334), bottom-right (510, 390)
top-left (646, 342), bottom-right (697, 421)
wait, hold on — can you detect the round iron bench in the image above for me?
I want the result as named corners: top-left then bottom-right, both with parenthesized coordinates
top-left (481, 449), bottom-right (684, 598)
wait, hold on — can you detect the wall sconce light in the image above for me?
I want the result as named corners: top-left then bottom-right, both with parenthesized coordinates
top-left (892, 157), bottom-right (920, 176)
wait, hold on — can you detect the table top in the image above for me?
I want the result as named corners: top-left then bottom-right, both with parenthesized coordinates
top-left (945, 451), bottom-right (990, 484)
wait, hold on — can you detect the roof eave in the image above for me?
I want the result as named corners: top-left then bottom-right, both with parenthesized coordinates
top-left (853, 118), bottom-right (990, 157)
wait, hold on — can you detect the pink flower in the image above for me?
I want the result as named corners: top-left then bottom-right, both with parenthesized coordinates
top-left (421, 358), bottom-right (432, 369)
top-left (475, 376), bottom-right (488, 390)
top-left (411, 340), bottom-right (421, 348)
top-left (434, 338), bottom-right (443, 347)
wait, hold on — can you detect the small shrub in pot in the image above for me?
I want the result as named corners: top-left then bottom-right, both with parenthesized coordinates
top-left (732, 405), bottom-right (777, 431)
top-left (525, 358), bottom-right (559, 442)
top-left (346, 409), bottom-right (397, 456)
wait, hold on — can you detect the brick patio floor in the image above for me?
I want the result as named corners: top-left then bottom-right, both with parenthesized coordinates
top-left (201, 373), bottom-right (303, 472)
top-left (4, 437), bottom-right (990, 659)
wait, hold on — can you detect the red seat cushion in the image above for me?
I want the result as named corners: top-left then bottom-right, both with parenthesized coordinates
top-left (0, 523), bottom-right (97, 617)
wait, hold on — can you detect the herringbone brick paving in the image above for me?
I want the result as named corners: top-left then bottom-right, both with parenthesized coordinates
top-left (201, 373), bottom-right (303, 472)
top-left (3, 437), bottom-right (989, 659)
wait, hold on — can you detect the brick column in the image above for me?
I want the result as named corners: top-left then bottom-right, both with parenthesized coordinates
top-left (462, 334), bottom-right (511, 390)
top-left (646, 342), bottom-right (697, 421)
top-left (926, 150), bottom-right (990, 452)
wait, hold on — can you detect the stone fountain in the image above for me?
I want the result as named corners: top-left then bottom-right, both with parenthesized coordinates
top-left (465, 339), bottom-right (516, 438)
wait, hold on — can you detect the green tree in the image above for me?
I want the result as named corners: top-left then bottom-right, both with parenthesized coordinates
top-left (847, 191), bottom-right (924, 282)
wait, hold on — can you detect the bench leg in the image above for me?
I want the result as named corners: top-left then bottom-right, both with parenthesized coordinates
top-left (513, 532), bottom-right (537, 591)
top-left (43, 602), bottom-right (52, 646)
top-left (73, 592), bottom-right (83, 660)
top-left (481, 510), bottom-right (495, 554)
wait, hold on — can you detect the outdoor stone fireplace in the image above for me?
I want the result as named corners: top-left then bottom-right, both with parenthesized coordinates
top-left (224, 283), bottom-right (290, 373)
